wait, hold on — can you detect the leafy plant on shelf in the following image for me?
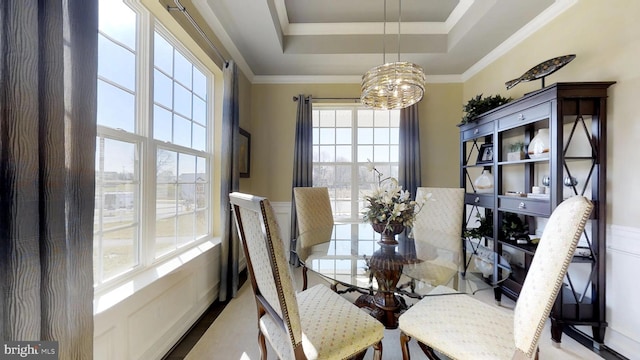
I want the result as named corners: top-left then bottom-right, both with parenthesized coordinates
top-left (501, 212), bottom-right (529, 241)
top-left (461, 94), bottom-right (512, 125)
top-left (464, 211), bottom-right (493, 240)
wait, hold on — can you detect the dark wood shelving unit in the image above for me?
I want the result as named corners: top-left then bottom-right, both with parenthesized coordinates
top-left (459, 82), bottom-right (614, 345)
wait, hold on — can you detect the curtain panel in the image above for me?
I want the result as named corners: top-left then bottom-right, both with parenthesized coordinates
top-left (399, 103), bottom-right (422, 199)
top-left (289, 95), bottom-right (313, 265)
top-left (0, 0), bottom-right (98, 358)
top-left (219, 60), bottom-right (240, 301)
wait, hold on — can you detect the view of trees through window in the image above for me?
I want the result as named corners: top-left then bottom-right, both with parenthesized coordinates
top-left (94, 0), bottom-right (212, 287)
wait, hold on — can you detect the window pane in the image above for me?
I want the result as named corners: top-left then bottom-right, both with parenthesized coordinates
top-left (174, 51), bottom-right (193, 89)
top-left (173, 114), bottom-right (191, 147)
top-left (319, 146), bottom-right (335, 162)
top-left (319, 128), bottom-right (335, 145)
top-left (193, 96), bottom-right (206, 125)
top-left (335, 146), bottom-right (351, 162)
top-left (154, 105), bottom-right (172, 142)
top-left (374, 128), bottom-right (390, 144)
top-left (319, 110), bottom-right (335, 127)
top-left (97, 80), bottom-right (135, 132)
top-left (99, 34), bottom-right (135, 91)
top-left (99, 0), bottom-right (136, 50)
top-left (336, 110), bottom-right (352, 127)
top-left (193, 124), bottom-right (206, 151)
top-left (157, 150), bottom-right (177, 182)
top-left (178, 153), bottom-right (196, 181)
top-left (358, 128), bottom-right (373, 144)
top-left (335, 128), bottom-right (351, 144)
top-left (193, 68), bottom-right (207, 98)
top-left (357, 145), bottom-right (373, 162)
top-left (94, 137), bottom-right (139, 283)
top-left (174, 83), bottom-right (192, 118)
top-left (154, 69), bottom-right (173, 108)
top-left (154, 32), bottom-right (173, 76)
top-left (100, 227), bottom-right (137, 280)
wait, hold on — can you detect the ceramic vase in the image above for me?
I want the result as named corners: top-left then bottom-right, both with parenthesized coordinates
top-left (528, 128), bottom-right (550, 159)
top-left (474, 170), bottom-right (494, 193)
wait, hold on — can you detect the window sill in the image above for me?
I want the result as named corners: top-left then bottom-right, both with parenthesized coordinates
top-left (93, 237), bottom-right (221, 315)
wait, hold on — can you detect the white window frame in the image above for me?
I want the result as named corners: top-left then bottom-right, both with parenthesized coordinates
top-left (312, 104), bottom-right (400, 223)
top-left (94, 0), bottom-right (215, 293)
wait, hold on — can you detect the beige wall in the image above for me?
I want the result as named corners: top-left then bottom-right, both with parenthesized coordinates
top-left (248, 83), bottom-right (463, 202)
top-left (464, 0), bottom-right (640, 227)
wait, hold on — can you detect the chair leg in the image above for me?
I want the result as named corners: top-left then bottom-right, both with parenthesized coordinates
top-left (400, 331), bottom-right (412, 360)
top-left (302, 265), bottom-right (308, 291)
top-left (372, 340), bottom-right (383, 360)
top-left (417, 341), bottom-right (441, 360)
top-left (257, 331), bottom-right (267, 360)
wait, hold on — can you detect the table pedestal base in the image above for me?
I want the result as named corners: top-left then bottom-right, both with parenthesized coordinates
top-left (355, 293), bottom-right (407, 329)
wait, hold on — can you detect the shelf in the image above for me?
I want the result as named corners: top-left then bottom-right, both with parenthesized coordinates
top-left (497, 158), bottom-right (549, 166)
top-left (459, 82), bottom-right (612, 343)
top-left (497, 240), bottom-right (537, 255)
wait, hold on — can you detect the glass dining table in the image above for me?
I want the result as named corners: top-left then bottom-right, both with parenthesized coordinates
top-left (302, 223), bottom-right (511, 329)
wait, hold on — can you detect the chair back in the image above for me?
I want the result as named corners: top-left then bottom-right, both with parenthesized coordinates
top-left (293, 187), bottom-right (334, 260)
top-left (230, 192), bottom-right (303, 355)
top-left (513, 195), bottom-right (593, 358)
top-left (412, 187), bottom-right (464, 262)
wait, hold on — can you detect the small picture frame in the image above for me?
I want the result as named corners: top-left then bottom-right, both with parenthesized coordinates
top-left (476, 143), bottom-right (494, 164)
top-left (238, 128), bottom-right (251, 178)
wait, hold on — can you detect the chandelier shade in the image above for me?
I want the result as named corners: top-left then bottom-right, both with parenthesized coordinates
top-left (361, 61), bottom-right (426, 110)
top-left (360, 0), bottom-right (426, 110)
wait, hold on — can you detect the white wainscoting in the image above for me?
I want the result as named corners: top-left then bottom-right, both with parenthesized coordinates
top-left (605, 225), bottom-right (640, 358)
top-left (94, 244), bottom-right (220, 360)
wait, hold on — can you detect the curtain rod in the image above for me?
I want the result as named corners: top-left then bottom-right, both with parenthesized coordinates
top-left (292, 96), bottom-right (360, 102)
top-left (167, 0), bottom-right (228, 65)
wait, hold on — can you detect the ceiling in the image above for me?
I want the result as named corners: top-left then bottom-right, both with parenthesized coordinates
top-left (188, 0), bottom-right (576, 83)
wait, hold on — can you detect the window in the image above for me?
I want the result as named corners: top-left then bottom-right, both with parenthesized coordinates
top-left (94, 0), bottom-right (213, 287)
top-left (312, 105), bottom-right (400, 222)
top-left (310, 105), bottom-right (400, 276)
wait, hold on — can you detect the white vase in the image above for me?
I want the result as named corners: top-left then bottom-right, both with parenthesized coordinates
top-left (474, 170), bottom-right (494, 193)
top-left (528, 128), bottom-right (550, 159)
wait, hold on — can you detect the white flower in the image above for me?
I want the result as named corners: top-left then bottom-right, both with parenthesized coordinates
top-left (361, 165), bottom-right (425, 231)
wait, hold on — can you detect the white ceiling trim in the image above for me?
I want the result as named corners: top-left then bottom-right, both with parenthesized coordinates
top-left (252, 74), bottom-right (462, 85)
top-left (275, 0), bottom-right (473, 36)
top-left (191, 0), bottom-right (255, 80)
top-left (461, 0), bottom-right (578, 82)
top-left (445, 0), bottom-right (475, 31)
top-left (286, 22), bottom-right (448, 36)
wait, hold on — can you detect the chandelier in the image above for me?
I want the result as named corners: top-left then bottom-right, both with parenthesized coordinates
top-left (361, 0), bottom-right (426, 110)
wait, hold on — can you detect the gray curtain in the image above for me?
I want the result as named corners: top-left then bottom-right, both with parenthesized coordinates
top-left (219, 60), bottom-right (240, 301)
top-left (398, 103), bottom-right (422, 198)
top-left (0, 0), bottom-right (97, 358)
top-left (289, 95), bottom-right (313, 264)
top-left (398, 103), bottom-right (421, 247)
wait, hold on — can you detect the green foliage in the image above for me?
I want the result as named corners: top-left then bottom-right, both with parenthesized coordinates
top-left (501, 212), bottom-right (529, 240)
top-left (461, 94), bottom-right (512, 124)
top-left (464, 211), bottom-right (493, 240)
top-left (508, 141), bottom-right (525, 152)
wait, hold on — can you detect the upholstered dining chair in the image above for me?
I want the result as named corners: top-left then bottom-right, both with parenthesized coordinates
top-left (293, 187), bottom-right (335, 290)
top-left (398, 195), bottom-right (593, 360)
top-left (230, 192), bottom-right (384, 360)
top-left (407, 187), bottom-right (465, 290)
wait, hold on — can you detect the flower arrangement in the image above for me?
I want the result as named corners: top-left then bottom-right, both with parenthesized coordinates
top-left (361, 162), bottom-right (425, 232)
